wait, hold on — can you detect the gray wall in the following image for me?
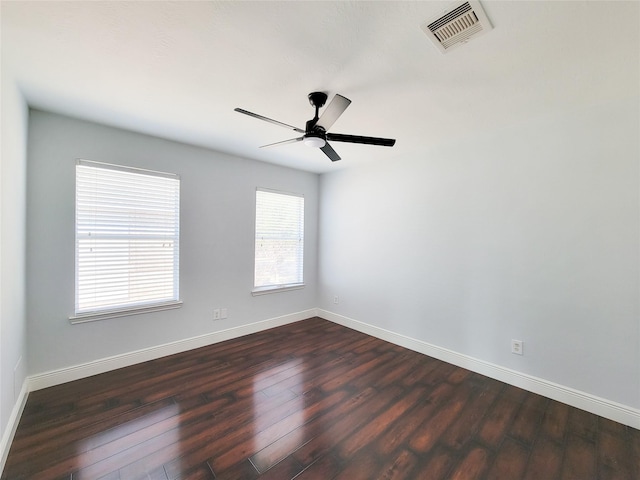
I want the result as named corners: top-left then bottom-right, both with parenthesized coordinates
top-left (16, 94), bottom-right (640, 423)
top-left (318, 99), bottom-right (640, 409)
top-left (0, 70), bottom-right (28, 441)
top-left (26, 111), bottom-right (319, 375)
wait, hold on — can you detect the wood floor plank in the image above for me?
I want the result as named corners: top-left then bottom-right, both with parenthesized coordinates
top-left (374, 382), bottom-right (455, 456)
top-left (568, 406), bottom-right (599, 441)
top-left (417, 445), bottom-right (457, 480)
top-left (597, 430), bottom-right (634, 480)
top-left (173, 387), bottom-right (327, 476)
top-left (408, 382), bottom-right (473, 452)
top-left (291, 385), bottom-right (403, 467)
top-left (448, 445), bottom-right (492, 480)
top-left (174, 464), bottom-right (215, 480)
top-left (254, 455), bottom-right (303, 480)
top-left (399, 355), bottom-right (440, 387)
top-left (631, 427), bottom-right (640, 478)
top-left (540, 399), bottom-right (570, 444)
top-left (485, 437), bottom-right (529, 479)
top-left (249, 386), bottom-right (377, 473)
top-left (476, 385), bottom-right (527, 449)
top-left (440, 381), bottom-right (501, 450)
top-left (214, 387), bottom-right (349, 473)
top-left (377, 449), bottom-right (419, 480)
top-left (292, 453), bottom-right (342, 480)
top-left (319, 350), bottom-right (398, 393)
top-left (212, 459), bottom-right (259, 480)
top-left (560, 432), bottom-right (597, 480)
top-left (508, 392), bottom-right (548, 446)
top-left (335, 385), bottom-right (428, 460)
top-left (7, 396), bottom-right (178, 463)
top-left (523, 435), bottom-right (563, 480)
top-left (3, 317), bottom-right (637, 480)
top-left (332, 449), bottom-right (381, 480)
top-left (349, 351), bottom-right (415, 391)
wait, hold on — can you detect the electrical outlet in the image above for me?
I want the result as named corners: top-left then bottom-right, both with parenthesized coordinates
top-left (213, 309), bottom-right (221, 320)
top-left (333, 295), bottom-right (339, 304)
top-left (221, 308), bottom-right (228, 319)
top-left (511, 339), bottom-right (523, 355)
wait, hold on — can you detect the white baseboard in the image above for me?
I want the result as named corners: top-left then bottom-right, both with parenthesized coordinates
top-left (0, 379), bottom-right (29, 475)
top-left (318, 309), bottom-right (640, 429)
top-left (29, 308), bottom-right (318, 392)
top-left (15, 306), bottom-right (640, 432)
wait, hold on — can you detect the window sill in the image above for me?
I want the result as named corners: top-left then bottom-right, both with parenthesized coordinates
top-left (251, 284), bottom-right (305, 296)
top-left (69, 300), bottom-right (183, 324)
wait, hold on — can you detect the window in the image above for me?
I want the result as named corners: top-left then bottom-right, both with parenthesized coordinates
top-left (73, 160), bottom-right (181, 321)
top-left (253, 188), bottom-right (304, 294)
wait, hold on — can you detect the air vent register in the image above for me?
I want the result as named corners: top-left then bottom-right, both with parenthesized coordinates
top-left (421, 0), bottom-right (493, 53)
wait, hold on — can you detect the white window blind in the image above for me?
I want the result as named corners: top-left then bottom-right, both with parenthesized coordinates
top-left (254, 189), bottom-right (304, 290)
top-left (75, 160), bottom-right (180, 316)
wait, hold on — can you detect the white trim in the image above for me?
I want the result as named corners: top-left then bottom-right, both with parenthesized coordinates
top-left (318, 309), bottom-right (640, 429)
top-left (256, 186), bottom-right (304, 199)
top-left (69, 300), bottom-right (183, 324)
top-left (76, 158), bottom-right (180, 180)
top-left (30, 308), bottom-right (318, 391)
top-left (0, 379), bottom-right (29, 475)
top-left (251, 284), bottom-right (305, 296)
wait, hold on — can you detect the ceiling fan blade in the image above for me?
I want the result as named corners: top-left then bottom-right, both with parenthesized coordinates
top-left (315, 94), bottom-right (351, 131)
top-left (320, 142), bottom-right (341, 162)
top-left (260, 137), bottom-right (304, 148)
top-left (326, 133), bottom-right (396, 147)
top-left (234, 108), bottom-right (305, 134)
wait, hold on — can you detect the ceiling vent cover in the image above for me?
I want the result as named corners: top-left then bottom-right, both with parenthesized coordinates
top-left (421, 0), bottom-right (493, 53)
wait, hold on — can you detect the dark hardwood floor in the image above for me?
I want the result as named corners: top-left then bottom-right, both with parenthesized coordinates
top-left (3, 317), bottom-right (638, 479)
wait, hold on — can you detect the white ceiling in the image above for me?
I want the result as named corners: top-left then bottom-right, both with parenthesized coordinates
top-left (2, 1), bottom-right (638, 174)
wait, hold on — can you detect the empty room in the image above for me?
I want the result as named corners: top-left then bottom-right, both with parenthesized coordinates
top-left (1, 1), bottom-right (639, 479)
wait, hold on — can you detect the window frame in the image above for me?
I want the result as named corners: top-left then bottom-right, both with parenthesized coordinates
top-left (252, 187), bottom-right (305, 296)
top-left (70, 159), bottom-right (182, 323)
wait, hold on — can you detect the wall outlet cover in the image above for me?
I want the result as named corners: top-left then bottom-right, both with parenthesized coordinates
top-left (511, 339), bottom-right (523, 355)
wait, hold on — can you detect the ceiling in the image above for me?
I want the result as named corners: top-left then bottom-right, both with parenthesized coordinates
top-left (2, 1), bottom-right (638, 174)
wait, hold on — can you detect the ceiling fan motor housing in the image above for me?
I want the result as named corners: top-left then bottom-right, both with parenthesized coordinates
top-left (305, 118), bottom-right (325, 135)
top-left (308, 92), bottom-right (328, 108)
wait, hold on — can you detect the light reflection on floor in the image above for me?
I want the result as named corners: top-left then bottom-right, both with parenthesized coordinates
top-left (75, 402), bottom-right (182, 478)
top-left (251, 360), bottom-right (305, 471)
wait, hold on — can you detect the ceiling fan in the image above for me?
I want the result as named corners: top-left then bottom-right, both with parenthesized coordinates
top-left (234, 92), bottom-right (396, 162)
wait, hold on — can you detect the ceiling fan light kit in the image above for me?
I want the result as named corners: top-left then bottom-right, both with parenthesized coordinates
top-left (303, 134), bottom-right (326, 148)
top-left (234, 91), bottom-right (396, 162)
